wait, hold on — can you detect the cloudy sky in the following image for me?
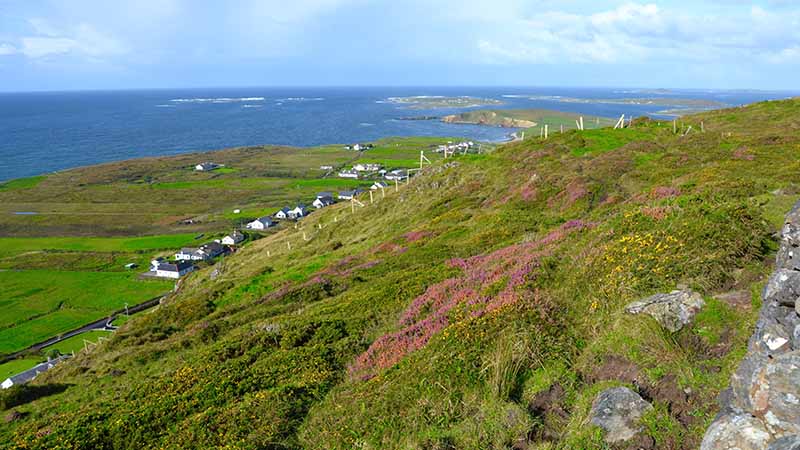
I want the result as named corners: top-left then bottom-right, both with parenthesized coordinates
top-left (0, 0), bottom-right (798, 91)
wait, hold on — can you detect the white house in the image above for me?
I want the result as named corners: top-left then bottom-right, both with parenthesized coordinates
top-left (195, 162), bottom-right (221, 171)
top-left (313, 196), bottom-right (334, 209)
top-left (247, 217), bottom-right (275, 230)
top-left (370, 181), bottom-right (389, 190)
top-left (385, 169), bottom-right (408, 181)
top-left (222, 230), bottom-right (245, 245)
top-left (155, 261), bottom-right (195, 279)
top-left (338, 169), bottom-right (359, 179)
top-left (338, 189), bottom-right (364, 201)
top-left (150, 257), bottom-right (165, 272)
top-left (274, 207), bottom-right (291, 220)
top-left (288, 204), bottom-right (307, 219)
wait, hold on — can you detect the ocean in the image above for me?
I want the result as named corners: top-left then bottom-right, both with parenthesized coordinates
top-left (0, 86), bottom-right (795, 182)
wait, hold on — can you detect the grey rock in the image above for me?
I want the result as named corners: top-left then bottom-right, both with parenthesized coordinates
top-left (701, 414), bottom-right (771, 450)
top-left (793, 325), bottom-right (800, 350)
top-left (758, 322), bottom-right (793, 354)
top-left (626, 289), bottom-right (705, 332)
top-left (757, 351), bottom-right (800, 437)
top-left (763, 269), bottom-right (800, 308)
top-left (768, 435), bottom-right (800, 450)
top-left (589, 387), bottom-right (653, 443)
top-left (730, 352), bottom-right (770, 412)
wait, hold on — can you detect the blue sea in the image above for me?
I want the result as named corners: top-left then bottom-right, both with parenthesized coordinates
top-left (0, 86), bottom-right (795, 182)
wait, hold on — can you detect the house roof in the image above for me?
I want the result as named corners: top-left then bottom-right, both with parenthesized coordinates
top-left (316, 192), bottom-right (332, 198)
top-left (158, 261), bottom-right (194, 272)
top-left (179, 247), bottom-right (199, 254)
top-left (5, 355), bottom-right (71, 385)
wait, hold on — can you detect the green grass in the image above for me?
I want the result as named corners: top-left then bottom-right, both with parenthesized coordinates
top-left (0, 358), bottom-right (42, 380)
top-left (0, 176), bottom-right (45, 191)
top-left (42, 330), bottom-right (113, 356)
top-left (0, 270), bottom-right (170, 354)
top-left (0, 234), bottom-right (200, 258)
top-left (5, 101), bottom-right (800, 449)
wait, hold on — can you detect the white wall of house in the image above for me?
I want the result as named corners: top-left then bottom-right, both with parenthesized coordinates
top-left (155, 269), bottom-right (180, 279)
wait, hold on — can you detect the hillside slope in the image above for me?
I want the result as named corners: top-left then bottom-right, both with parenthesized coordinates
top-left (2, 99), bottom-right (800, 449)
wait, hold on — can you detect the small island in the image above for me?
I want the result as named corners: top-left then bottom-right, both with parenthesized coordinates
top-left (441, 109), bottom-right (616, 129)
top-left (387, 96), bottom-right (504, 109)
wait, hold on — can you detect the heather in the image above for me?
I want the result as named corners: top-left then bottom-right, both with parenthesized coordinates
top-left (2, 99), bottom-right (800, 449)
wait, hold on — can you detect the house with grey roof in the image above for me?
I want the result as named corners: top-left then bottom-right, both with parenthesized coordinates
top-left (222, 230), bottom-right (245, 245)
top-left (154, 261), bottom-right (195, 279)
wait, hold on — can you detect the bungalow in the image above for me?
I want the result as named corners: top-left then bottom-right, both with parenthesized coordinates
top-left (274, 207), bottom-right (291, 220)
top-left (195, 162), bottom-right (221, 171)
top-left (155, 261), bottom-right (195, 279)
top-left (2, 355), bottom-right (71, 389)
top-left (337, 169), bottom-right (359, 179)
top-left (338, 189), bottom-right (365, 201)
top-left (150, 257), bottom-right (165, 272)
top-left (288, 204), bottom-right (307, 219)
top-left (222, 230), bottom-right (245, 245)
top-left (370, 181), bottom-right (389, 190)
top-left (312, 195), bottom-right (334, 209)
top-left (247, 216), bottom-right (275, 230)
top-left (385, 169), bottom-right (408, 181)
top-left (199, 242), bottom-right (227, 259)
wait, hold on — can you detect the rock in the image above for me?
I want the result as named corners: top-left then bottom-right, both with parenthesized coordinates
top-left (793, 325), bottom-right (800, 350)
top-left (769, 435), bottom-right (800, 450)
top-left (626, 289), bottom-right (705, 332)
top-left (763, 269), bottom-right (800, 308)
top-left (760, 322), bottom-right (792, 354)
top-left (589, 387), bottom-right (653, 443)
top-left (756, 351), bottom-right (800, 437)
top-left (700, 414), bottom-right (771, 450)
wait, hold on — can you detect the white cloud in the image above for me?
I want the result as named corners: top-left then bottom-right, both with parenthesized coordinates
top-left (16, 20), bottom-right (127, 60)
top-left (0, 43), bottom-right (17, 55)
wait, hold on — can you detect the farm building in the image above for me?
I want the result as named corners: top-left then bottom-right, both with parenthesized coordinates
top-left (354, 163), bottom-right (382, 172)
top-left (175, 247), bottom-right (202, 261)
top-left (385, 169), bottom-right (408, 181)
top-left (155, 261), bottom-right (195, 279)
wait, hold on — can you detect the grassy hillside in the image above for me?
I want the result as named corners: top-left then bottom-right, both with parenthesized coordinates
top-left (2, 99), bottom-right (799, 449)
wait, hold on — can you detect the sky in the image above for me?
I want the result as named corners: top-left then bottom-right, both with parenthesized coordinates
top-left (0, 0), bottom-right (799, 92)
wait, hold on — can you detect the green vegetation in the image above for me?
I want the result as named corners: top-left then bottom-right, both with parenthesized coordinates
top-left (2, 100), bottom-right (800, 449)
top-left (0, 359), bottom-right (41, 381)
top-left (0, 271), bottom-right (170, 355)
top-left (42, 331), bottom-right (113, 356)
top-left (0, 176), bottom-right (45, 192)
top-left (0, 235), bottom-right (199, 258)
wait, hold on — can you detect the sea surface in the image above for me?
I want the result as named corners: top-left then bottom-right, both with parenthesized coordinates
top-left (0, 86), bottom-right (795, 181)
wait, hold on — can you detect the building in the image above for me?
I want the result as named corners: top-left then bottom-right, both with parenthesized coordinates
top-left (195, 162), bottom-right (221, 171)
top-left (337, 169), bottom-right (359, 179)
top-left (155, 261), bottom-right (195, 279)
top-left (247, 216), bottom-right (275, 230)
top-left (199, 242), bottom-right (226, 259)
top-left (2, 355), bottom-right (71, 389)
top-left (312, 195), bottom-right (335, 209)
top-left (274, 207), bottom-right (291, 219)
top-left (175, 247), bottom-right (202, 261)
top-left (222, 230), bottom-right (245, 245)
top-left (370, 181), bottom-right (389, 190)
top-left (338, 189), bottom-right (365, 200)
top-left (354, 163), bottom-right (382, 172)
top-left (150, 257), bottom-right (165, 272)
top-left (385, 169), bottom-right (408, 181)
top-left (288, 204), bottom-right (307, 219)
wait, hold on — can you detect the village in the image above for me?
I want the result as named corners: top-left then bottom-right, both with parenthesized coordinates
top-left (1, 139), bottom-right (477, 390)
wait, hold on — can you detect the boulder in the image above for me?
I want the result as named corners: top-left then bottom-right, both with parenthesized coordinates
top-left (589, 387), bottom-right (652, 443)
top-left (769, 435), bottom-right (800, 450)
top-left (625, 289), bottom-right (705, 332)
top-left (763, 269), bottom-right (800, 308)
top-left (701, 414), bottom-right (771, 450)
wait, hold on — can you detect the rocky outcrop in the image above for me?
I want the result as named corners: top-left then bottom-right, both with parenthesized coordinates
top-left (589, 387), bottom-right (653, 443)
top-left (625, 289), bottom-right (705, 332)
top-left (701, 200), bottom-right (800, 450)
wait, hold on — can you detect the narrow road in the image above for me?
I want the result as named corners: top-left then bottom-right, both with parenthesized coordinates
top-left (0, 294), bottom-right (166, 364)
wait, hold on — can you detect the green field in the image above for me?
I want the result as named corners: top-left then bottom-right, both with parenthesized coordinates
top-left (42, 330), bottom-right (113, 355)
top-left (0, 357), bottom-right (42, 380)
top-left (0, 234), bottom-right (200, 258)
top-left (0, 270), bottom-right (170, 355)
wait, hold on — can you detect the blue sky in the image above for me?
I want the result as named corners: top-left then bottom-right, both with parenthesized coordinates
top-left (0, 0), bottom-right (799, 91)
